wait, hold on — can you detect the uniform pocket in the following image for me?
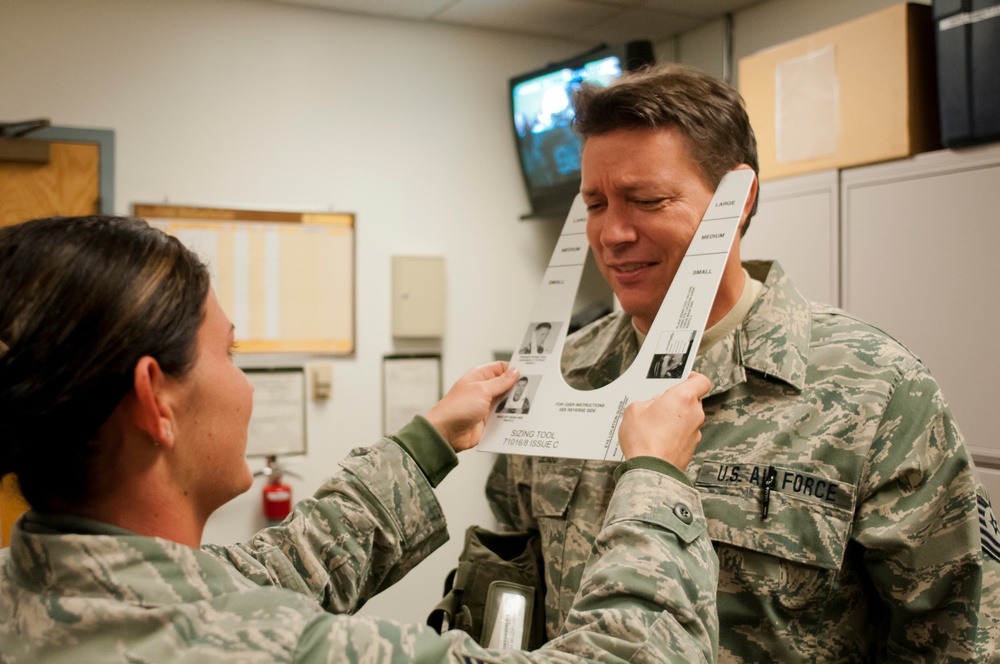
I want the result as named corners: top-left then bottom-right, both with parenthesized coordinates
top-left (529, 458), bottom-right (586, 518)
top-left (695, 461), bottom-right (856, 611)
top-left (527, 458), bottom-right (614, 635)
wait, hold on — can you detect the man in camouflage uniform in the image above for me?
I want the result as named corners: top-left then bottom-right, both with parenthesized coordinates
top-left (1, 414), bottom-right (720, 662)
top-left (486, 64), bottom-right (1000, 662)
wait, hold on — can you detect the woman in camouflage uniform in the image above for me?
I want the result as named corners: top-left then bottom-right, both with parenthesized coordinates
top-left (0, 215), bottom-right (719, 663)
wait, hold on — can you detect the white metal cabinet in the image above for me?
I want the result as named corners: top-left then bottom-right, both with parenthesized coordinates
top-left (840, 143), bottom-right (1000, 472)
top-left (742, 169), bottom-right (841, 306)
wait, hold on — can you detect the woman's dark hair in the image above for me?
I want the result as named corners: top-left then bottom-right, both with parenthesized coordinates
top-left (573, 63), bottom-right (760, 231)
top-left (0, 216), bottom-right (210, 512)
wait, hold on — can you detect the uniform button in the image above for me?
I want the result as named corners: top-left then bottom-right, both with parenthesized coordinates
top-left (673, 504), bottom-right (693, 524)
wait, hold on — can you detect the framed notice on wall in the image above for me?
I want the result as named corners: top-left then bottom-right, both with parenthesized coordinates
top-left (134, 204), bottom-right (355, 354)
top-left (382, 354), bottom-right (442, 437)
top-left (243, 367), bottom-right (307, 457)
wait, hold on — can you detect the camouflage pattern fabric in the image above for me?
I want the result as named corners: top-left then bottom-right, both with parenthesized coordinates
top-left (1, 434), bottom-right (720, 662)
top-left (487, 260), bottom-right (1000, 663)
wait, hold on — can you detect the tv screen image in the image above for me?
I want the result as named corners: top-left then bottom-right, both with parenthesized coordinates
top-left (510, 41), bottom-right (654, 218)
top-left (513, 55), bottom-right (623, 191)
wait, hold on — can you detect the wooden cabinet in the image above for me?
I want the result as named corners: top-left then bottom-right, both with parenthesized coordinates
top-left (0, 126), bottom-right (113, 227)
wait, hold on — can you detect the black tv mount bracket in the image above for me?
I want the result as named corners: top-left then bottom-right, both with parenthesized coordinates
top-left (0, 119), bottom-right (51, 138)
top-left (0, 119), bottom-right (53, 163)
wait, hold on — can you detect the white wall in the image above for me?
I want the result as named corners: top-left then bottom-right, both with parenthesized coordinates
top-left (0, 0), bottom-right (580, 624)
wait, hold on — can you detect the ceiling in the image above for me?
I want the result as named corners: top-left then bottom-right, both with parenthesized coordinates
top-left (269, 0), bottom-right (765, 45)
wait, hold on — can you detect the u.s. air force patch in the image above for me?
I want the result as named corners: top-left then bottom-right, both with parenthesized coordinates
top-left (978, 491), bottom-right (1000, 562)
top-left (696, 462), bottom-right (855, 511)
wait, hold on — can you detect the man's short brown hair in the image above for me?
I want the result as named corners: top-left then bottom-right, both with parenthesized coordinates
top-left (573, 63), bottom-right (759, 227)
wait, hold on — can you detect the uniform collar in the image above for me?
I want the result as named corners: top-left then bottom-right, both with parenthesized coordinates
top-left (6, 515), bottom-right (252, 602)
top-left (20, 510), bottom-right (136, 536)
top-left (698, 260), bottom-right (810, 396)
top-left (561, 312), bottom-right (638, 389)
top-left (562, 260), bottom-right (811, 396)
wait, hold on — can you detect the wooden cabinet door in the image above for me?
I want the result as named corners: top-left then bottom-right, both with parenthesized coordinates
top-left (1, 131), bottom-right (106, 544)
top-left (0, 140), bottom-right (100, 227)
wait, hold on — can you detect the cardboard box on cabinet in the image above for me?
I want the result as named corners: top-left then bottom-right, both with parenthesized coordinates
top-left (739, 3), bottom-right (940, 181)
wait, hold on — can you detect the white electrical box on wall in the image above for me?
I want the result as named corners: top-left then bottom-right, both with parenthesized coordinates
top-left (391, 255), bottom-right (445, 338)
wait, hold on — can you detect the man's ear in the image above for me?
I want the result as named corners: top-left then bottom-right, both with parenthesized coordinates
top-left (734, 164), bottom-right (758, 236)
top-left (132, 356), bottom-right (176, 448)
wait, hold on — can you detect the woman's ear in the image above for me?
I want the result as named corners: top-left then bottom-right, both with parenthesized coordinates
top-left (132, 356), bottom-right (176, 448)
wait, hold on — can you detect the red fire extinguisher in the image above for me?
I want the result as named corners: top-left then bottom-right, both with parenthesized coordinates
top-left (259, 455), bottom-right (295, 527)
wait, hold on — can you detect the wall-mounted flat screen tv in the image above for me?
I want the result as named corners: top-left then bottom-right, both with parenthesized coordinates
top-left (510, 40), bottom-right (654, 219)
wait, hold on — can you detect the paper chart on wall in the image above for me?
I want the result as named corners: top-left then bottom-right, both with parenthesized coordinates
top-left (478, 169), bottom-right (755, 461)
